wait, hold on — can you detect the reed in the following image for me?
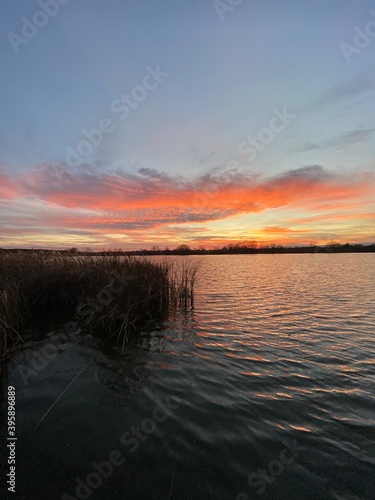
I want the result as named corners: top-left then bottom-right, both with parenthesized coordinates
top-left (0, 251), bottom-right (198, 359)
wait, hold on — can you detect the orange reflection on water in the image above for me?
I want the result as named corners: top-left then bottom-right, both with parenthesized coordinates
top-left (239, 371), bottom-right (263, 377)
top-left (275, 392), bottom-right (293, 399)
top-left (254, 393), bottom-right (280, 400)
top-left (289, 425), bottom-right (312, 433)
top-left (290, 372), bottom-right (311, 379)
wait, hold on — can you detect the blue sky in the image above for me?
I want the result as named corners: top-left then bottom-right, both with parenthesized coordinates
top-left (1, 0), bottom-right (374, 248)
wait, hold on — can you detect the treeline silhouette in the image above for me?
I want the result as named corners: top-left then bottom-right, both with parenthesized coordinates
top-left (1, 242), bottom-right (375, 256)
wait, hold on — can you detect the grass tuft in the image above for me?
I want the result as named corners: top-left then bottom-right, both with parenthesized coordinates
top-left (0, 251), bottom-right (198, 359)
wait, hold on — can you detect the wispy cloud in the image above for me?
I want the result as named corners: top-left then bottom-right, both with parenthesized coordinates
top-left (310, 78), bottom-right (375, 109)
top-left (298, 128), bottom-right (375, 152)
top-left (197, 150), bottom-right (217, 164)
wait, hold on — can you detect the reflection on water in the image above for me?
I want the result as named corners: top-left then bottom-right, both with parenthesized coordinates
top-left (1, 254), bottom-right (375, 499)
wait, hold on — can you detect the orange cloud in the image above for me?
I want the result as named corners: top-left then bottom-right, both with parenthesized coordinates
top-left (13, 164), bottom-right (374, 214)
top-left (261, 226), bottom-right (310, 234)
top-left (0, 164), bottom-right (374, 248)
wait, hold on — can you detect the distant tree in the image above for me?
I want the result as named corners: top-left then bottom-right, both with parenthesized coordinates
top-left (176, 244), bottom-right (191, 254)
top-left (326, 240), bottom-right (340, 247)
top-left (246, 240), bottom-right (258, 249)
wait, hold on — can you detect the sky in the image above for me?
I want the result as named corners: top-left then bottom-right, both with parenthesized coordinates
top-left (1, 0), bottom-right (374, 249)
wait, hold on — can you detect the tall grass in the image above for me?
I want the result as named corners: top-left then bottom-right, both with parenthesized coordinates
top-left (0, 252), bottom-right (198, 359)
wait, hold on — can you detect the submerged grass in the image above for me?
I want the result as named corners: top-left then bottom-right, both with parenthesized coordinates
top-left (0, 251), bottom-right (198, 359)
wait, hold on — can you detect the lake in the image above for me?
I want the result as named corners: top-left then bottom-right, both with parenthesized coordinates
top-left (1, 254), bottom-right (375, 499)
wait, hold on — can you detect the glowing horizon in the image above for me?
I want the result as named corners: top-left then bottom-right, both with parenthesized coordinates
top-left (1, 164), bottom-right (374, 250)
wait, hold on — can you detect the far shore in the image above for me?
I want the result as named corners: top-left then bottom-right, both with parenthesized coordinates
top-left (1, 242), bottom-right (374, 256)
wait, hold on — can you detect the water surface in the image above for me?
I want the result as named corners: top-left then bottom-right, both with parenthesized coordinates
top-left (2, 254), bottom-right (375, 499)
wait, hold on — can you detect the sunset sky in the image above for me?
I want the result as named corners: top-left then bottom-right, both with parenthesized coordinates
top-left (1, 0), bottom-right (375, 249)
